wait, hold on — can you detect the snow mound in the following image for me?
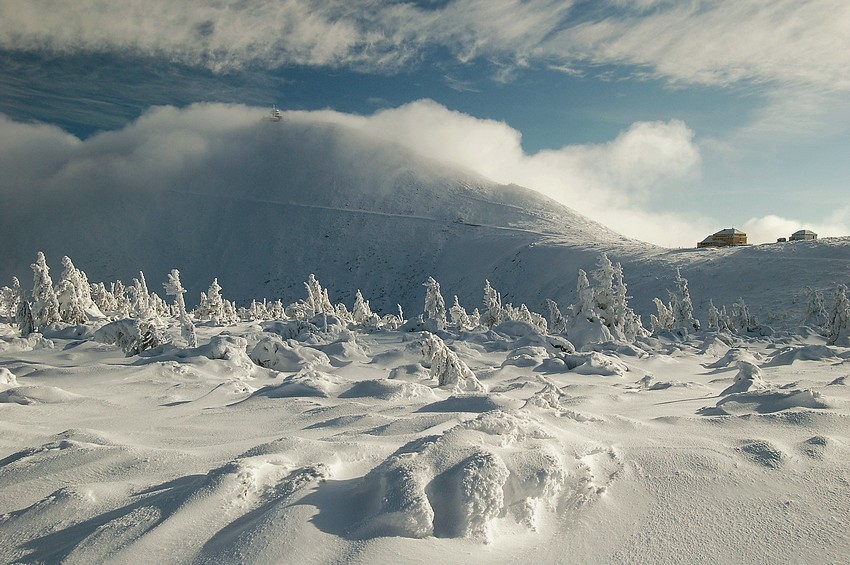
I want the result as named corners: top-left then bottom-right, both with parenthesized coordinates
top-left (0, 385), bottom-right (82, 405)
top-left (698, 333), bottom-right (733, 356)
top-left (314, 332), bottom-right (371, 364)
top-left (565, 352), bottom-right (629, 377)
top-left (256, 369), bottom-right (344, 399)
top-left (339, 379), bottom-right (438, 402)
top-left (388, 363), bottom-right (431, 381)
top-left (704, 347), bottom-right (762, 370)
top-left (351, 410), bottom-right (566, 541)
top-left (417, 394), bottom-right (521, 413)
top-left (737, 440), bottom-right (784, 469)
top-left (707, 389), bottom-right (831, 415)
top-left (799, 435), bottom-right (837, 460)
top-left (720, 361), bottom-right (770, 395)
top-left (41, 324), bottom-right (97, 340)
top-left (565, 317), bottom-right (614, 351)
top-left (763, 344), bottom-right (841, 366)
top-left (523, 380), bottom-right (569, 411)
top-left (261, 316), bottom-right (347, 345)
top-left (172, 335), bottom-right (255, 375)
top-left (0, 367), bottom-right (17, 386)
top-left (502, 346), bottom-right (551, 368)
top-left (637, 374), bottom-right (694, 391)
top-left (249, 336), bottom-right (331, 372)
top-left (0, 333), bottom-right (54, 353)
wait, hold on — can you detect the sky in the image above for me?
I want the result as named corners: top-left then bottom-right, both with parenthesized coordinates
top-left (1, 0), bottom-right (849, 248)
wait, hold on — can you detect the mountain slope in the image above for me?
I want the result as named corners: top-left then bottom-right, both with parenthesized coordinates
top-left (0, 108), bottom-right (656, 314)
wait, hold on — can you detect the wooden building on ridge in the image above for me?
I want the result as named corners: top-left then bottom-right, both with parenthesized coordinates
top-left (697, 228), bottom-right (747, 248)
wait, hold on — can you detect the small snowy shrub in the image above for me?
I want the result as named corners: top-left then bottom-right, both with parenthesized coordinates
top-left (802, 286), bottom-right (829, 328)
top-left (93, 318), bottom-right (169, 356)
top-left (249, 336), bottom-right (331, 371)
top-left (827, 284), bottom-right (850, 346)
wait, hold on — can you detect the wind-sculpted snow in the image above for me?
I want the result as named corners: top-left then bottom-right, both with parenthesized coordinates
top-left (351, 410), bottom-right (566, 541)
top-left (1, 321), bottom-right (850, 563)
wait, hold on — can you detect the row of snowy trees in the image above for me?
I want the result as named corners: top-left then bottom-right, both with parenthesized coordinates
top-left (2, 251), bottom-right (850, 348)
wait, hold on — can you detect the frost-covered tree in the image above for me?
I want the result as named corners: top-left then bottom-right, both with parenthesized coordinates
top-left (352, 289), bottom-right (374, 325)
top-left (223, 299), bottom-right (239, 324)
top-left (650, 298), bottom-right (674, 333)
top-left (420, 332), bottom-right (485, 393)
top-left (469, 307), bottom-right (481, 328)
top-left (730, 298), bottom-right (758, 333)
top-left (30, 252), bottom-right (60, 329)
top-left (197, 278), bottom-right (230, 324)
top-left (572, 269), bottom-right (596, 322)
top-left (305, 274), bottom-right (334, 317)
top-left (827, 284), bottom-right (850, 346)
top-left (127, 272), bottom-right (155, 320)
top-left (623, 309), bottom-right (647, 341)
top-left (251, 299), bottom-right (269, 321)
top-left (482, 280), bottom-right (504, 329)
top-left (612, 262), bottom-right (629, 329)
top-left (669, 268), bottom-right (699, 331)
top-left (17, 297), bottom-right (35, 337)
top-left (523, 305), bottom-right (549, 334)
top-left (111, 281), bottom-right (131, 318)
top-left (802, 286), bottom-right (828, 328)
top-left (1, 277), bottom-right (21, 323)
top-left (55, 256), bottom-right (102, 324)
top-left (592, 253), bottom-right (616, 328)
top-left (546, 299), bottom-right (568, 334)
top-left (448, 295), bottom-right (472, 330)
top-left (90, 282), bottom-right (118, 317)
top-left (707, 299), bottom-right (721, 329)
top-left (55, 256), bottom-right (89, 324)
top-left (164, 269), bottom-right (196, 347)
top-left (423, 276), bottom-right (447, 331)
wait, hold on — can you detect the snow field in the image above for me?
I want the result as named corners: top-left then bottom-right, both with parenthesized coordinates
top-left (1, 316), bottom-right (849, 563)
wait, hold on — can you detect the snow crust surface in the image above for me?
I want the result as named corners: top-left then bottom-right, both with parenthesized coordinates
top-left (2, 318), bottom-right (849, 564)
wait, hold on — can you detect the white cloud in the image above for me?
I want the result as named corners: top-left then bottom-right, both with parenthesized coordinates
top-left (743, 214), bottom-right (850, 245)
top-left (290, 99), bottom-right (707, 246)
top-left (4, 1), bottom-right (848, 143)
top-left (3, 1), bottom-right (846, 93)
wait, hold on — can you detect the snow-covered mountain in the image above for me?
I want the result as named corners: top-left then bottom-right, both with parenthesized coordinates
top-left (2, 108), bottom-right (848, 324)
top-left (2, 108), bottom-right (850, 563)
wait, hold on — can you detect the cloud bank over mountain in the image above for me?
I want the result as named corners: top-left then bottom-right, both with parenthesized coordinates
top-left (3, 101), bottom-right (846, 248)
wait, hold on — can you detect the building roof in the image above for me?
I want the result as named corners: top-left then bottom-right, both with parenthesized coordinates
top-left (715, 228), bottom-right (745, 235)
top-left (792, 229), bottom-right (817, 236)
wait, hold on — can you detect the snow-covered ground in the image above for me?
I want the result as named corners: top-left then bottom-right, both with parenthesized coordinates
top-left (1, 306), bottom-right (849, 563)
top-left (2, 109), bottom-right (849, 562)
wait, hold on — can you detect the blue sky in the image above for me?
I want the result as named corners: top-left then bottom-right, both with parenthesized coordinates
top-left (1, 0), bottom-right (849, 247)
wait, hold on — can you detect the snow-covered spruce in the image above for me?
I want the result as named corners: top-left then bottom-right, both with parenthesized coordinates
top-left (164, 269), bottom-right (197, 347)
top-left (423, 276), bottom-right (447, 332)
top-left (419, 332), bottom-right (485, 393)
